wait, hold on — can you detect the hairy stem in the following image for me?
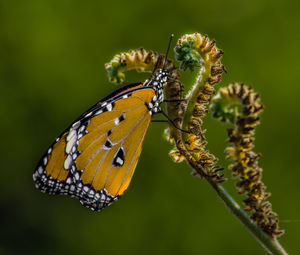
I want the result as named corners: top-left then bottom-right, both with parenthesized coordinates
top-left (167, 33), bottom-right (288, 254)
top-left (209, 181), bottom-right (288, 255)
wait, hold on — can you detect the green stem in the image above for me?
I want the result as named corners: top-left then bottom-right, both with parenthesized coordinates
top-left (207, 180), bottom-right (288, 255)
top-left (181, 60), bottom-right (211, 142)
top-left (169, 33), bottom-right (288, 254)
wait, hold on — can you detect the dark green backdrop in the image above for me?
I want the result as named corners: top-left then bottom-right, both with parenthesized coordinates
top-left (1, 0), bottom-right (299, 254)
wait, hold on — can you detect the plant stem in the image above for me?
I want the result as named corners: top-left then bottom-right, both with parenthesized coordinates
top-left (166, 33), bottom-right (288, 254)
top-left (207, 180), bottom-right (288, 255)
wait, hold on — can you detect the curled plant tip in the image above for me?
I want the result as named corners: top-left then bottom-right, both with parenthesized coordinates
top-left (105, 47), bottom-right (182, 143)
top-left (166, 33), bottom-right (225, 182)
top-left (175, 34), bottom-right (224, 72)
top-left (210, 93), bottom-right (242, 124)
top-left (211, 83), bottom-right (283, 237)
top-left (105, 48), bottom-right (179, 84)
top-left (174, 40), bottom-right (202, 71)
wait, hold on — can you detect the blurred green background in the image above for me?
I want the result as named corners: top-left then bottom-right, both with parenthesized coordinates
top-left (1, 0), bottom-right (299, 254)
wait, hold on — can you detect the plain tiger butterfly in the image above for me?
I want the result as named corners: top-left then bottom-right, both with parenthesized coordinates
top-left (33, 36), bottom-right (175, 211)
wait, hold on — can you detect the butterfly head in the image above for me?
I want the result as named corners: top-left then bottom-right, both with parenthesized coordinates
top-left (144, 68), bottom-right (169, 88)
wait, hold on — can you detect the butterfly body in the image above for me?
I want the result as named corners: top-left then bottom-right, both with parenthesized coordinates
top-left (33, 69), bottom-right (169, 211)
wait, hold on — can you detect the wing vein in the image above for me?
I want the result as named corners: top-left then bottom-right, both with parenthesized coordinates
top-left (117, 114), bottom-right (150, 194)
top-left (87, 102), bottom-right (145, 133)
top-left (103, 110), bottom-right (150, 188)
top-left (90, 150), bottom-right (110, 185)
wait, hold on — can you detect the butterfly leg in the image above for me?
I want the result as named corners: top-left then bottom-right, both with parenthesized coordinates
top-left (151, 120), bottom-right (168, 123)
top-left (155, 110), bottom-right (190, 133)
top-left (163, 99), bottom-right (187, 102)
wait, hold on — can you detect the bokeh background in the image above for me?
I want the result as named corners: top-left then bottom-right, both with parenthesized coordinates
top-left (1, 0), bottom-right (299, 254)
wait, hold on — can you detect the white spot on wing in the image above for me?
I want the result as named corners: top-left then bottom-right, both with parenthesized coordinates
top-left (74, 172), bottom-right (80, 181)
top-left (64, 155), bottom-right (72, 170)
top-left (107, 103), bottom-right (113, 111)
top-left (116, 157), bottom-right (123, 165)
top-left (38, 166), bottom-right (44, 175)
top-left (95, 109), bottom-right (103, 115)
top-left (67, 130), bottom-right (77, 142)
top-left (79, 126), bottom-right (85, 133)
top-left (85, 112), bottom-right (92, 117)
top-left (72, 121), bottom-right (80, 129)
top-left (66, 133), bottom-right (77, 154)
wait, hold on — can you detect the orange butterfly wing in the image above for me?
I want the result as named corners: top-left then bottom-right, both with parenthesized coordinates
top-left (33, 84), bottom-right (156, 211)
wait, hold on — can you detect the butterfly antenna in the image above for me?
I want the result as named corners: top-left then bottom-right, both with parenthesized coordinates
top-left (163, 34), bottom-right (174, 70)
top-left (151, 55), bottom-right (162, 76)
top-left (151, 34), bottom-right (174, 76)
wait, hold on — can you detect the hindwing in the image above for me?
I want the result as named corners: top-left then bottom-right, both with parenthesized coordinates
top-left (34, 84), bottom-right (155, 211)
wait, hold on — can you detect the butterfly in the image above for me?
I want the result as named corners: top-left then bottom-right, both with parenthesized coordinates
top-left (33, 37), bottom-right (175, 211)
